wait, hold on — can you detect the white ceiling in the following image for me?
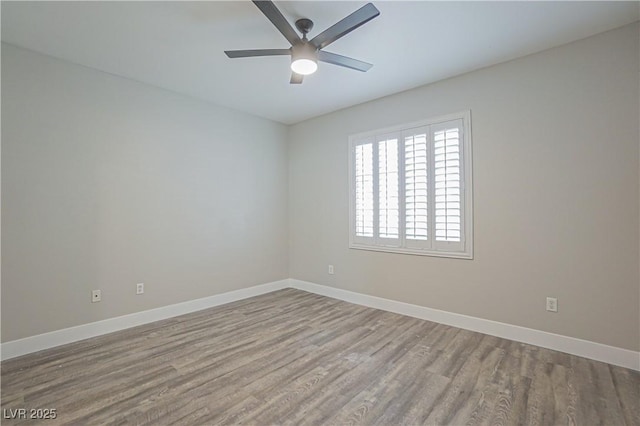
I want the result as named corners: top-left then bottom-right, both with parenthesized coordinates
top-left (2, 1), bottom-right (638, 124)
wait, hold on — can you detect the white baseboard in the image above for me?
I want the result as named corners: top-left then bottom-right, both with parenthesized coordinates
top-left (3, 278), bottom-right (638, 371)
top-left (0, 279), bottom-right (289, 361)
top-left (290, 279), bottom-right (640, 371)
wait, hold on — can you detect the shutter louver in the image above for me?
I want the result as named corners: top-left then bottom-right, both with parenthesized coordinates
top-left (433, 122), bottom-right (462, 243)
top-left (404, 131), bottom-right (428, 242)
top-left (354, 142), bottom-right (374, 238)
top-left (378, 137), bottom-right (399, 240)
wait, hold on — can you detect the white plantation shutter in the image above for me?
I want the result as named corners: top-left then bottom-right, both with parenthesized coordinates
top-left (349, 112), bottom-right (472, 258)
top-left (432, 120), bottom-right (464, 252)
top-left (377, 134), bottom-right (400, 244)
top-left (403, 128), bottom-right (429, 249)
top-left (353, 140), bottom-right (374, 243)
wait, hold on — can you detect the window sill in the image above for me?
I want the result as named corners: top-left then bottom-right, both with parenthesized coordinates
top-left (349, 243), bottom-right (473, 259)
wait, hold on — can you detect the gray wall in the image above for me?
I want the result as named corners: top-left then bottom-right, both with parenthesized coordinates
top-left (1, 44), bottom-right (289, 342)
top-left (288, 24), bottom-right (640, 351)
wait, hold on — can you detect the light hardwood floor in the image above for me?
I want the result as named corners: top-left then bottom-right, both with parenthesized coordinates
top-left (2, 289), bottom-right (639, 425)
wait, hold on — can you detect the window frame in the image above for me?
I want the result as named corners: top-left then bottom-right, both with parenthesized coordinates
top-left (348, 111), bottom-right (473, 259)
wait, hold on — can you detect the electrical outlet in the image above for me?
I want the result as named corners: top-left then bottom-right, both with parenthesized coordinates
top-left (328, 265), bottom-right (334, 275)
top-left (136, 283), bottom-right (144, 295)
top-left (92, 290), bottom-right (101, 303)
top-left (546, 297), bottom-right (558, 312)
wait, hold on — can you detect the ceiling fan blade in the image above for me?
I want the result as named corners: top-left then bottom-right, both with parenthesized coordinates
top-left (310, 3), bottom-right (380, 50)
top-left (318, 51), bottom-right (372, 72)
top-left (225, 49), bottom-right (290, 58)
top-left (290, 72), bottom-right (304, 84)
top-left (252, 1), bottom-right (301, 46)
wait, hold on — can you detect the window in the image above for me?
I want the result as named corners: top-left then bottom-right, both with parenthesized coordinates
top-left (349, 111), bottom-right (472, 258)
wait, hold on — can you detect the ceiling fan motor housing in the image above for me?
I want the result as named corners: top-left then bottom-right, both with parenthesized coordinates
top-left (291, 41), bottom-right (318, 61)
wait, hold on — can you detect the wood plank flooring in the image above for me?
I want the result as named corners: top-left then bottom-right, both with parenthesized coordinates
top-left (2, 288), bottom-right (639, 425)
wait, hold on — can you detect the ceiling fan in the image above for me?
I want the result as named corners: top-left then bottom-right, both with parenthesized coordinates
top-left (225, 1), bottom-right (380, 84)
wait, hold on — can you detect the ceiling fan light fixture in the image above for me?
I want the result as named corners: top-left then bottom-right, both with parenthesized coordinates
top-left (291, 58), bottom-right (317, 75)
top-left (290, 42), bottom-right (318, 75)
